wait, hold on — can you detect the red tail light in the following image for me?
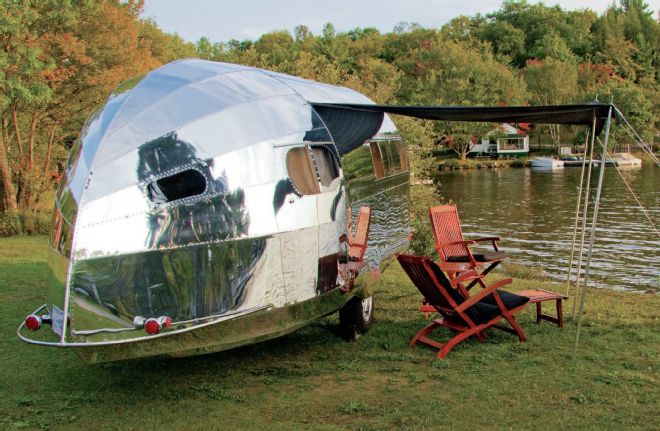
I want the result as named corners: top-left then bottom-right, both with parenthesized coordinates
top-left (135, 315), bottom-right (172, 335)
top-left (25, 315), bottom-right (42, 331)
top-left (144, 318), bottom-right (161, 335)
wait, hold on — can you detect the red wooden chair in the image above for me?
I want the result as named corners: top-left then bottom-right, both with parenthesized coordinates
top-left (429, 204), bottom-right (506, 290)
top-left (347, 206), bottom-right (372, 262)
top-left (398, 253), bottom-right (528, 359)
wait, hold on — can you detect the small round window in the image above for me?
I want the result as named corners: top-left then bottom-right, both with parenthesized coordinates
top-left (147, 169), bottom-right (207, 204)
top-left (286, 146), bottom-right (339, 195)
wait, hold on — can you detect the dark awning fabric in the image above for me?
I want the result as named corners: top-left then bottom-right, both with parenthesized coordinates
top-left (312, 104), bottom-right (384, 156)
top-left (312, 102), bottom-right (616, 155)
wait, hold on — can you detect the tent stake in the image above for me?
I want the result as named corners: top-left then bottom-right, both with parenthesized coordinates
top-left (574, 106), bottom-right (613, 356)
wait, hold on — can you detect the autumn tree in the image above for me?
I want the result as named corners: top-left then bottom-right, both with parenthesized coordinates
top-left (0, 1), bottom-right (186, 215)
top-left (403, 37), bottom-right (528, 160)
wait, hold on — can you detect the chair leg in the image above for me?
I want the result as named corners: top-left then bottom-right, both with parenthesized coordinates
top-left (505, 314), bottom-right (526, 342)
top-left (410, 321), bottom-right (441, 347)
top-left (437, 327), bottom-right (482, 359)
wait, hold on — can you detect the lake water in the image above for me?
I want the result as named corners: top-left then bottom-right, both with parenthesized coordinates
top-left (432, 163), bottom-right (659, 291)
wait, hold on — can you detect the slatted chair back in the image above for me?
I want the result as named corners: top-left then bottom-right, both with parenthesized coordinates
top-left (429, 205), bottom-right (466, 262)
top-left (397, 254), bottom-right (465, 316)
top-left (348, 206), bottom-right (372, 261)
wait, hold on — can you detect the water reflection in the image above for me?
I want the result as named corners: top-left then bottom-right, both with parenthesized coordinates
top-left (433, 164), bottom-right (658, 291)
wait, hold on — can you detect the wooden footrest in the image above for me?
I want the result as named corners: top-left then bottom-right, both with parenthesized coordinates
top-left (517, 289), bottom-right (568, 329)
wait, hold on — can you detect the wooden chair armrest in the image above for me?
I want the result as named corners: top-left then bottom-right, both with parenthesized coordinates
top-left (472, 237), bottom-right (501, 251)
top-left (455, 277), bottom-right (513, 312)
top-left (472, 236), bottom-right (501, 242)
top-left (449, 270), bottom-right (482, 288)
top-left (443, 239), bottom-right (477, 247)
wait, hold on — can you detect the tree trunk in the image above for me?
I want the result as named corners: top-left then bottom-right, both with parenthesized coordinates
top-left (460, 147), bottom-right (468, 161)
top-left (549, 124), bottom-right (561, 149)
top-left (0, 133), bottom-right (17, 211)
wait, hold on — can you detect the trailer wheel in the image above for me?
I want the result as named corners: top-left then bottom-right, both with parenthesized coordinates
top-left (339, 295), bottom-right (374, 340)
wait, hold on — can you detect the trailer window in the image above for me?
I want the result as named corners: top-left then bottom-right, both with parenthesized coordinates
top-left (370, 140), bottom-right (407, 179)
top-left (286, 146), bottom-right (339, 195)
top-left (370, 142), bottom-right (385, 179)
top-left (147, 169), bottom-right (206, 204)
top-left (380, 140), bottom-right (403, 176)
top-left (341, 144), bottom-right (374, 182)
top-left (287, 147), bottom-right (319, 195)
top-left (311, 146), bottom-right (338, 188)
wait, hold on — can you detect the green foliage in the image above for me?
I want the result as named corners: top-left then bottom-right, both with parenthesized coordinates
top-left (408, 185), bottom-right (439, 257)
top-left (393, 116), bottom-right (436, 179)
top-left (0, 211), bottom-right (50, 236)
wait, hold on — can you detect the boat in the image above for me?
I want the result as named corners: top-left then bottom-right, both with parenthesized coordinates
top-left (530, 157), bottom-right (564, 169)
top-left (610, 152), bottom-right (642, 166)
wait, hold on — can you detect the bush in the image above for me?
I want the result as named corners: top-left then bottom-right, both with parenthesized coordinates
top-left (0, 211), bottom-right (51, 237)
top-left (408, 184), bottom-right (445, 257)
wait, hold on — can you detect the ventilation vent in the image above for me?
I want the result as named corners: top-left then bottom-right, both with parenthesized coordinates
top-left (148, 169), bottom-right (206, 204)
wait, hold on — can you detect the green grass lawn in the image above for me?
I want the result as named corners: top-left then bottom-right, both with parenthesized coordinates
top-left (1, 236), bottom-right (658, 430)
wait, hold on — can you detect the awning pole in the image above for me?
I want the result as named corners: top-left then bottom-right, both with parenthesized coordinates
top-left (571, 117), bottom-right (597, 320)
top-left (574, 106), bottom-right (613, 354)
top-left (565, 123), bottom-right (593, 297)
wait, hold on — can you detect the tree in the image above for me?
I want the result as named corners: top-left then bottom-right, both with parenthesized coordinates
top-left (523, 58), bottom-right (579, 147)
top-left (255, 31), bottom-right (294, 67)
top-left (476, 20), bottom-right (526, 64)
top-left (402, 38), bottom-right (527, 159)
top-left (0, 1), bottom-right (161, 213)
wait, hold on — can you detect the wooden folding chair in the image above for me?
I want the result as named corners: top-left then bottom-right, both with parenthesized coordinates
top-left (398, 253), bottom-right (528, 359)
top-left (429, 204), bottom-right (507, 290)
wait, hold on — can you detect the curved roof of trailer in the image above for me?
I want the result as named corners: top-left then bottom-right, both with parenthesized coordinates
top-left (83, 59), bottom-right (384, 172)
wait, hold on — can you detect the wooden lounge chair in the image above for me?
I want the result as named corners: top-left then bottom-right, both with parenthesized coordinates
top-left (398, 254), bottom-right (529, 359)
top-left (429, 204), bottom-right (507, 290)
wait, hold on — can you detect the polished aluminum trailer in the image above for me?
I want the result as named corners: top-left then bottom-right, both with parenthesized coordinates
top-left (18, 60), bottom-right (410, 363)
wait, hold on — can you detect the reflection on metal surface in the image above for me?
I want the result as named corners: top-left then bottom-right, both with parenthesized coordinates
top-left (20, 60), bottom-right (411, 361)
top-left (342, 140), bottom-right (411, 267)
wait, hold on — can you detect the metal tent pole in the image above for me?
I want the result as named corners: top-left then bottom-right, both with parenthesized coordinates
top-left (571, 117), bottom-right (597, 320)
top-left (565, 124), bottom-right (593, 297)
top-left (574, 106), bottom-right (613, 353)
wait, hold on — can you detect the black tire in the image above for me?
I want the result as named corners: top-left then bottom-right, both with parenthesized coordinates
top-left (339, 295), bottom-right (374, 340)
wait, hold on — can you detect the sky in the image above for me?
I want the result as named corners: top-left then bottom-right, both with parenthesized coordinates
top-left (141, 0), bottom-right (660, 43)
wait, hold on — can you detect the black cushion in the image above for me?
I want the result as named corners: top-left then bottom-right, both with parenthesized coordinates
top-left (481, 290), bottom-right (529, 310)
top-left (445, 251), bottom-right (507, 263)
top-left (425, 261), bottom-right (527, 325)
top-left (426, 263), bottom-right (488, 324)
top-left (447, 290), bottom-right (529, 325)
